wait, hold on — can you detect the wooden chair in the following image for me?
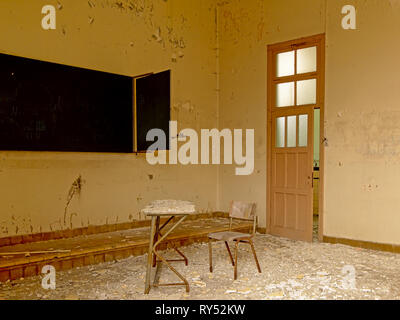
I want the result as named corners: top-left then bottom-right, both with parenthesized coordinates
top-left (208, 201), bottom-right (261, 280)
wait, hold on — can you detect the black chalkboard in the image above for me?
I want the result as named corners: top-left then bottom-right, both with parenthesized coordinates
top-left (0, 53), bottom-right (133, 153)
top-left (136, 70), bottom-right (170, 152)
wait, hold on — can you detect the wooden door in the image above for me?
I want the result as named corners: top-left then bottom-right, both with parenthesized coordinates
top-left (271, 107), bottom-right (314, 241)
top-left (267, 34), bottom-right (324, 242)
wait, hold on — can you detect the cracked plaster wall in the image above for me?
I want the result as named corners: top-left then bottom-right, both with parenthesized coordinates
top-left (2, 0), bottom-right (400, 246)
top-left (218, 0), bottom-right (400, 245)
top-left (0, 0), bottom-right (219, 237)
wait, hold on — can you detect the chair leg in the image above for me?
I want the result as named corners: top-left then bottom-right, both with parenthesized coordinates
top-left (234, 241), bottom-right (239, 280)
top-left (224, 241), bottom-right (235, 266)
top-left (249, 239), bottom-right (261, 273)
top-left (208, 238), bottom-right (213, 273)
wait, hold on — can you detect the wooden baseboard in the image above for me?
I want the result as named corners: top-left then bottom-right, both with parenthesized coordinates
top-left (0, 212), bottom-right (229, 248)
top-left (323, 236), bottom-right (400, 254)
top-left (257, 227), bottom-right (267, 234)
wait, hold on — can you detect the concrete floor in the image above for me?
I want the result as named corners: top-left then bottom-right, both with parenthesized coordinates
top-left (313, 215), bottom-right (319, 242)
top-left (1, 234), bottom-right (400, 300)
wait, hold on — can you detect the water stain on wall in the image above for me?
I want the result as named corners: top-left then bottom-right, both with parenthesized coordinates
top-left (64, 175), bottom-right (84, 228)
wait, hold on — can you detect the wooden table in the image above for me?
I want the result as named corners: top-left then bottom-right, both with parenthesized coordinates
top-left (142, 201), bottom-right (196, 294)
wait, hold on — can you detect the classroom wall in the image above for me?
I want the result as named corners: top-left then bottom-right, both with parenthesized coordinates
top-left (324, 0), bottom-right (400, 245)
top-left (218, 0), bottom-right (400, 246)
top-left (217, 0), bottom-right (326, 228)
top-left (0, 0), bottom-right (219, 237)
top-left (3, 0), bottom-right (400, 246)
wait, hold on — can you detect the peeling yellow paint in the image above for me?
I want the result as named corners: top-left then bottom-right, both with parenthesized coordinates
top-left (0, 0), bottom-right (219, 237)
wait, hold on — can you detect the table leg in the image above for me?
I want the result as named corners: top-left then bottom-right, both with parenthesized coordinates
top-left (153, 216), bottom-right (188, 266)
top-left (152, 216), bottom-right (160, 268)
top-left (153, 250), bottom-right (190, 292)
top-left (144, 216), bottom-right (157, 294)
top-left (151, 215), bottom-right (190, 292)
top-left (153, 260), bottom-right (163, 286)
top-left (174, 247), bottom-right (188, 266)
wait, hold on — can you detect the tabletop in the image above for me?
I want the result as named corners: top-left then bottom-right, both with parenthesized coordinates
top-left (141, 200), bottom-right (196, 217)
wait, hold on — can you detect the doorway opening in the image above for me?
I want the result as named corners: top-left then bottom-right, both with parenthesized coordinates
top-left (313, 108), bottom-right (320, 242)
top-left (267, 34), bottom-right (325, 243)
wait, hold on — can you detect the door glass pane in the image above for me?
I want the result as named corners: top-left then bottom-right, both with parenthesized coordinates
top-left (277, 51), bottom-right (295, 77)
top-left (297, 46), bottom-right (317, 74)
top-left (297, 79), bottom-right (316, 106)
top-left (287, 116), bottom-right (297, 148)
top-left (276, 82), bottom-right (294, 107)
top-left (276, 117), bottom-right (285, 148)
top-left (298, 114), bottom-right (308, 147)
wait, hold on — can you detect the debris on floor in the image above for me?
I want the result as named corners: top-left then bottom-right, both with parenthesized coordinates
top-left (1, 234), bottom-right (400, 300)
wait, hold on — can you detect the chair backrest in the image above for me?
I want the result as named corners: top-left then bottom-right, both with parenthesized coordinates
top-left (229, 201), bottom-right (256, 220)
top-left (229, 201), bottom-right (257, 235)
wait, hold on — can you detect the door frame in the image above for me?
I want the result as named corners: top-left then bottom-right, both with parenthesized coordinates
top-left (266, 33), bottom-right (325, 242)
